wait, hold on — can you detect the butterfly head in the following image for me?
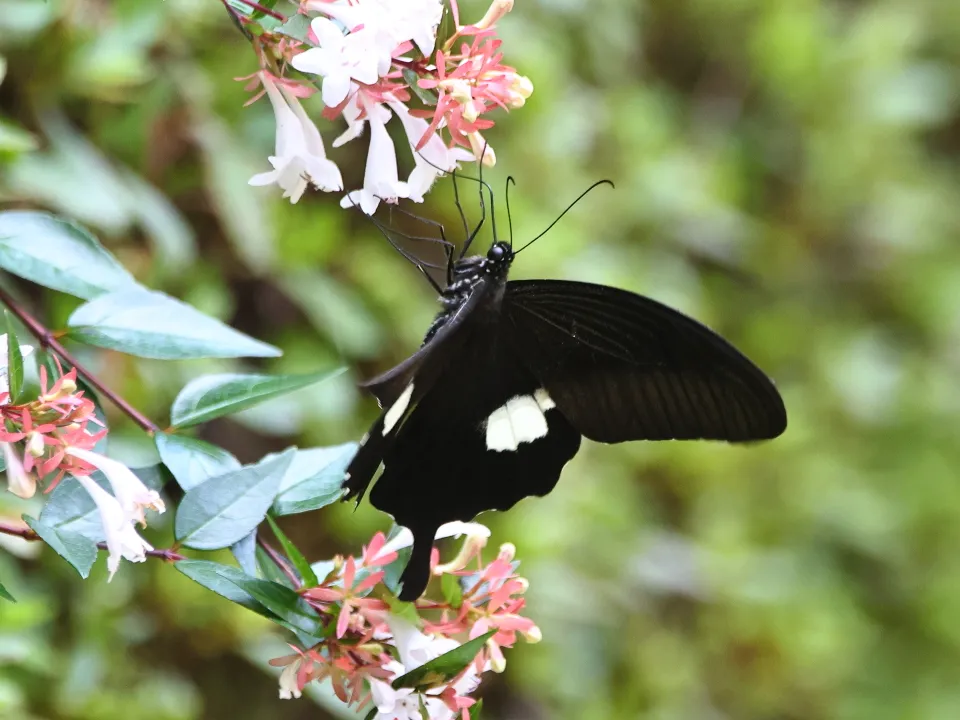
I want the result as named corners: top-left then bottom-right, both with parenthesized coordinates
top-left (486, 241), bottom-right (514, 266)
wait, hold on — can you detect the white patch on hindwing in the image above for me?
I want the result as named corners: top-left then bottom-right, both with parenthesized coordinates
top-left (383, 383), bottom-right (414, 435)
top-left (484, 390), bottom-right (556, 452)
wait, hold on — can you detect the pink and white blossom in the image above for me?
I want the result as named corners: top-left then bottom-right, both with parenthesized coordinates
top-left (249, 73), bottom-right (343, 203)
top-left (2, 441), bottom-right (35, 499)
top-left (65, 447), bottom-right (164, 527)
top-left (387, 98), bottom-right (473, 202)
top-left (291, 17), bottom-right (380, 107)
top-left (74, 474), bottom-right (153, 580)
top-left (340, 98), bottom-right (409, 214)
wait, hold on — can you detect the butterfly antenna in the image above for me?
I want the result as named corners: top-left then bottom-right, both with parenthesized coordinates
top-left (505, 176), bottom-right (517, 250)
top-left (513, 179), bottom-right (615, 255)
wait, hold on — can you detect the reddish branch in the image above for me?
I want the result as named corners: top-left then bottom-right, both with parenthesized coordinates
top-left (0, 521), bottom-right (185, 562)
top-left (0, 286), bottom-right (161, 435)
top-left (225, 0), bottom-right (287, 23)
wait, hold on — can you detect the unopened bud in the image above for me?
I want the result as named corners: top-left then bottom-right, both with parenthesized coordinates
top-left (467, 132), bottom-right (496, 167)
top-left (522, 625), bottom-right (542, 643)
top-left (513, 576), bottom-right (529, 594)
top-left (433, 531), bottom-right (488, 576)
top-left (26, 432), bottom-right (44, 458)
top-left (41, 377), bottom-right (77, 402)
top-left (497, 542), bottom-right (516, 562)
top-left (507, 75), bottom-right (534, 108)
top-left (473, 0), bottom-right (514, 31)
top-left (447, 79), bottom-right (473, 106)
top-left (487, 640), bottom-right (507, 673)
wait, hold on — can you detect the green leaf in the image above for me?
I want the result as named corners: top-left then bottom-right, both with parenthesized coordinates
top-left (231, 531), bottom-right (259, 577)
top-left (23, 515), bottom-right (97, 579)
top-left (67, 289), bottom-right (281, 360)
top-left (441, 572), bottom-right (463, 609)
top-left (227, 576), bottom-right (326, 639)
top-left (176, 559), bottom-right (312, 640)
top-left (169, 369), bottom-right (345, 428)
top-left (4, 312), bottom-right (24, 402)
top-left (175, 449), bottom-right (295, 550)
top-left (39, 469), bottom-right (163, 542)
top-left (155, 433), bottom-right (241, 492)
top-left (265, 515), bottom-right (318, 587)
top-left (392, 630), bottom-right (497, 691)
top-left (275, 13), bottom-right (311, 42)
top-left (0, 580), bottom-right (15, 603)
top-left (272, 443), bottom-right (355, 516)
top-left (0, 211), bottom-right (136, 299)
top-left (402, 68), bottom-right (437, 107)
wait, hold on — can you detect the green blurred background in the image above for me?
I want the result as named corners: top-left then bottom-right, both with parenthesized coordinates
top-left (1, 0), bottom-right (960, 718)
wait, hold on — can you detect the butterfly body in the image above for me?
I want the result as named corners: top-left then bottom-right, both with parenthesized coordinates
top-left (344, 240), bottom-right (786, 601)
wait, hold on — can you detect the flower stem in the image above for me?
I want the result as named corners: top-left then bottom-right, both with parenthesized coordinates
top-left (0, 521), bottom-right (186, 561)
top-left (228, 0), bottom-right (287, 22)
top-left (257, 535), bottom-right (301, 587)
top-left (0, 286), bottom-right (161, 435)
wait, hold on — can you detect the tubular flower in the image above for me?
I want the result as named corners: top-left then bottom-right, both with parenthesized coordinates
top-left (248, 72), bottom-right (343, 202)
top-left (242, 0), bottom-right (529, 208)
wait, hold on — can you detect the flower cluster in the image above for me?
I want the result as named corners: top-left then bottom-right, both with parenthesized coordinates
top-left (243, 0), bottom-right (532, 212)
top-left (0, 336), bottom-right (164, 579)
top-left (271, 522), bottom-right (540, 718)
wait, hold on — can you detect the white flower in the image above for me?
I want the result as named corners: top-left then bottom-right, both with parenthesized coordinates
top-left (305, 0), bottom-right (443, 71)
top-left (2, 442), bottom-right (35, 499)
top-left (277, 663), bottom-right (302, 700)
top-left (249, 73), bottom-right (343, 203)
top-left (387, 98), bottom-right (473, 202)
top-left (384, 0), bottom-right (445, 55)
top-left (292, 17), bottom-right (381, 107)
top-left (368, 660), bottom-right (455, 720)
top-left (74, 474), bottom-right (153, 580)
top-left (332, 92), bottom-right (367, 148)
top-left (0, 333), bottom-right (34, 397)
top-left (340, 99), bottom-right (409, 214)
top-left (66, 447), bottom-right (164, 527)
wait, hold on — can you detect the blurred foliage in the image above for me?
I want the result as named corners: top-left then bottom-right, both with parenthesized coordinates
top-left (0, 0), bottom-right (959, 718)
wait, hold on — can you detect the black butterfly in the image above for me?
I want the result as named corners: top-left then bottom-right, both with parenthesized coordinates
top-left (343, 186), bottom-right (787, 601)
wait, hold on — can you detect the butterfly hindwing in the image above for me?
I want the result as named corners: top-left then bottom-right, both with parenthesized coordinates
top-left (502, 279), bottom-right (787, 443)
top-left (370, 322), bottom-right (581, 600)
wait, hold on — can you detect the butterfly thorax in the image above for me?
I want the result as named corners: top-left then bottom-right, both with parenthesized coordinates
top-left (422, 241), bottom-right (514, 345)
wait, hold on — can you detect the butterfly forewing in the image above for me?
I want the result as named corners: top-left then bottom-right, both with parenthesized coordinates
top-left (502, 280), bottom-right (787, 442)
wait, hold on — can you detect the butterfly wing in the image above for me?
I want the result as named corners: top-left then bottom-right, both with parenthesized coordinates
top-left (368, 321), bottom-right (580, 601)
top-left (502, 280), bottom-right (787, 442)
top-left (342, 278), bottom-right (495, 504)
